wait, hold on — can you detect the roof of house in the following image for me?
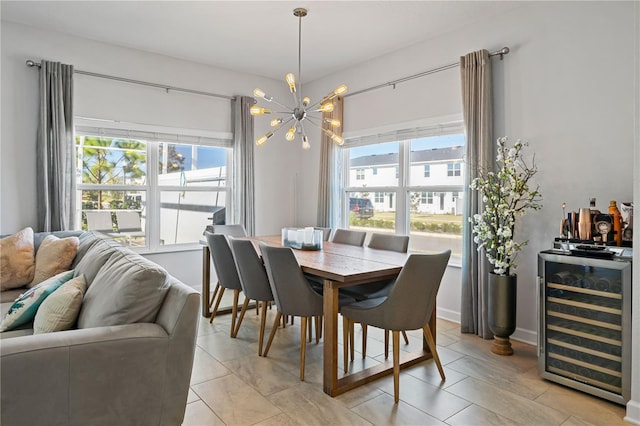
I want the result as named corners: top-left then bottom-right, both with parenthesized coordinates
top-left (349, 146), bottom-right (464, 168)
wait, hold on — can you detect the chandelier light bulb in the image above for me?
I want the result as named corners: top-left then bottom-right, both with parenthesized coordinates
top-left (285, 73), bottom-right (297, 93)
top-left (270, 118), bottom-right (283, 127)
top-left (332, 134), bottom-right (345, 146)
top-left (250, 106), bottom-right (272, 116)
top-left (302, 136), bottom-right (311, 150)
top-left (285, 126), bottom-right (296, 141)
top-left (302, 97), bottom-right (311, 107)
top-left (318, 102), bottom-right (334, 113)
top-left (333, 85), bottom-right (348, 96)
top-left (253, 88), bottom-right (273, 101)
top-left (256, 131), bottom-right (274, 146)
top-left (324, 118), bottom-right (341, 128)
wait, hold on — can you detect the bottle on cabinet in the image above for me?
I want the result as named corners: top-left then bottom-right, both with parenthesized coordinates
top-left (609, 201), bottom-right (623, 247)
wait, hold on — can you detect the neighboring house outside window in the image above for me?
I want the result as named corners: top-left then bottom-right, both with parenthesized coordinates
top-left (341, 122), bottom-right (464, 264)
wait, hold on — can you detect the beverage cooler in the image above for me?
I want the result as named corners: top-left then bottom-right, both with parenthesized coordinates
top-left (538, 251), bottom-right (632, 405)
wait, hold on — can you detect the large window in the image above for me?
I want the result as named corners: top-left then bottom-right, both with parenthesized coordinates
top-left (76, 130), bottom-right (231, 250)
top-left (341, 125), bottom-right (464, 264)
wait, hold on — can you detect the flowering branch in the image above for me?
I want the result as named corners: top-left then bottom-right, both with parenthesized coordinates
top-left (469, 137), bottom-right (542, 276)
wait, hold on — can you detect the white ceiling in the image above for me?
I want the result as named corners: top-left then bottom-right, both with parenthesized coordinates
top-left (1, 1), bottom-right (522, 83)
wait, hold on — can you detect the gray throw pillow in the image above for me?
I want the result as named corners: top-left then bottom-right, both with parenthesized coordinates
top-left (72, 237), bottom-right (123, 285)
top-left (77, 251), bottom-right (170, 329)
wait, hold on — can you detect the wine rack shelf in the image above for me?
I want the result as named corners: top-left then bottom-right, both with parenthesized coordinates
top-left (538, 251), bottom-right (632, 405)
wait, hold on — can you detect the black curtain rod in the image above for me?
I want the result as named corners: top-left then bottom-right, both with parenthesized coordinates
top-left (345, 47), bottom-right (510, 98)
top-left (25, 59), bottom-right (235, 101)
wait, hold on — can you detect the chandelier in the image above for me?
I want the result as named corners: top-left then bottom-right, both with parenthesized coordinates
top-left (251, 8), bottom-right (347, 149)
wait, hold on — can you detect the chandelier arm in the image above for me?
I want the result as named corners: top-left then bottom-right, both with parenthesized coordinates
top-left (271, 117), bottom-right (295, 135)
top-left (269, 98), bottom-right (294, 111)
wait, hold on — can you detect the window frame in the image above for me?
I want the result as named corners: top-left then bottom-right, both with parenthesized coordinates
top-left (75, 123), bottom-right (233, 253)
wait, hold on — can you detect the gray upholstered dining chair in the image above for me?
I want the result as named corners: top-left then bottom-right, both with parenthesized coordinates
top-left (213, 224), bottom-right (247, 238)
top-left (368, 232), bottom-right (410, 253)
top-left (260, 243), bottom-right (324, 380)
top-left (228, 237), bottom-right (274, 356)
top-left (260, 243), bottom-right (356, 380)
top-left (204, 232), bottom-right (244, 337)
top-left (341, 250), bottom-right (451, 403)
top-left (331, 228), bottom-right (366, 246)
top-left (314, 227), bottom-right (332, 242)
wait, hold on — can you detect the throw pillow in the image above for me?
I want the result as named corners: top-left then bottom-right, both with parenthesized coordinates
top-left (0, 270), bottom-right (74, 332)
top-left (33, 274), bottom-right (87, 334)
top-left (0, 227), bottom-right (35, 291)
top-left (30, 235), bottom-right (79, 287)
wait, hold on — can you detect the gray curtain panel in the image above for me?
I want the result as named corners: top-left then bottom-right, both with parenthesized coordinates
top-left (316, 96), bottom-right (344, 228)
top-left (232, 96), bottom-right (256, 236)
top-left (460, 50), bottom-right (494, 338)
top-left (36, 61), bottom-right (76, 232)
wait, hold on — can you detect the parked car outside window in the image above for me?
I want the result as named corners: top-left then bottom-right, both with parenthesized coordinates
top-left (349, 197), bottom-right (374, 219)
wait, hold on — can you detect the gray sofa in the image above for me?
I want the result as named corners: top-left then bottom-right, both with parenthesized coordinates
top-left (0, 231), bottom-right (200, 426)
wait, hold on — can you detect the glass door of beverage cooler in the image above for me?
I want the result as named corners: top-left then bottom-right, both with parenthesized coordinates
top-left (538, 252), bottom-right (631, 405)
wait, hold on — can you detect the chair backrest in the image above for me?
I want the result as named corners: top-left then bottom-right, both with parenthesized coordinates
top-left (204, 232), bottom-right (242, 291)
top-left (367, 233), bottom-right (410, 253)
top-left (331, 229), bottom-right (366, 246)
top-left (259, 243), bottom-right (323, 317)
top-left (228, 238), bottom-right (273, 302)
top-left (86, 211), bottom-right (114, 233)
top-left (378, 250), bottom-right (451, 331)
top-left (213, 224), bottom-right (247, 237)
top-left (314, 227), bottom-right (332, 242)
top-left (115, 211), bottom-right (143, 232)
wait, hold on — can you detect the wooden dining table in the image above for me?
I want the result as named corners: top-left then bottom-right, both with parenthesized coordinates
top-left (200, 235), bottom-right (438, 397)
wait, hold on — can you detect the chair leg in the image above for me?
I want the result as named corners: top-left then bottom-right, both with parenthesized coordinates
top-left (349, 321), bottom-right (355, 362)
top-left (262, 311), bottom-right (283, 357)
top-left (233, 297), bottom-right (250, 337)
top-left (342, 316), bottom-right (350, 373)
top-left (308, 316), bottom-right (313, 343)
top-left (402, 330), bottom-right (409, 345)
top-left (230, 289), bottom-right (240, 337)
top-left (209, 286), bottom-right (225, 324)
top-left (258, 301), bottom-right (268, 356)
top-left (318, 316), bottom-right (323, 340)
top-left (392, 330), bottom-right (400, 403)
top-left (384, 330), bottom-right (389, 359)
top-left (300, 316), bottom-right (307, 381)
top-left (314, 316), bottom-right (321, 344)
top-left (423, 324), bottom-right (446, 381)
top-left (208, 283), bottom-right (221, 310)
top-left (362, 324), bottom-right (368, 358)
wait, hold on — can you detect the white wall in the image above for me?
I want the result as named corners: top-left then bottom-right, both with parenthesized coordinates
top-left (297, 1), bottom-right (636, 344)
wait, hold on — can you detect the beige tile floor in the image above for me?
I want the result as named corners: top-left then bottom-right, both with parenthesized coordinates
top-left (183, 306), bottom-right (628, 426)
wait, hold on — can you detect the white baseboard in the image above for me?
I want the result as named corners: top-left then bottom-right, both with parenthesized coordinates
top-left (436, 307), bottom-right (460, 324)
top-left (625, 400), bottom-right (640, 425)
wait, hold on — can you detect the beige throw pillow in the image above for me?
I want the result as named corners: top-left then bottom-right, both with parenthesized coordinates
top-left (33, 275), bottom-right (87, 334)
top-left (30, 235), bottom-right (79, 287)
top-left (0, 227), bottom-right (36, 291)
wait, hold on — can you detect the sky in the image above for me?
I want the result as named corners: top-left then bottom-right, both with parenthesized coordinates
top-left (350, 133), bottom-right (464, 158)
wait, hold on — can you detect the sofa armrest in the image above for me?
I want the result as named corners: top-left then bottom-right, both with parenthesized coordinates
top-left (1, 323), bottom-right (170, 426)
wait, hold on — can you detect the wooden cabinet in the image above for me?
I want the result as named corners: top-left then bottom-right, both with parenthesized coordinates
top-left (538, 251), bottom-right (632, 405)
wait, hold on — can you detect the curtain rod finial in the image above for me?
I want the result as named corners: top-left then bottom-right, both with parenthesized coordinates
top-left (26, 59), bottom-right (40, 67)
top-left (498, 47), bottom-right (509, 59)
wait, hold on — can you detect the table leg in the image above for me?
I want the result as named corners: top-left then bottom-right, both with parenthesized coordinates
top-left (201, 245), bottom-right (211, 318)
top-left (322, 279), bottom-right (339, 395)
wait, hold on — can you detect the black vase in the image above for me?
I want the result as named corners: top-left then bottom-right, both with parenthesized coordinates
top-left (488, 272), bottom-right (517, 355)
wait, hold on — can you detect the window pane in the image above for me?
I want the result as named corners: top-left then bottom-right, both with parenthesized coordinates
top-left (348, 191), bottom-right (395, 232)
top-left (76, 136), bottom-right (147, 186)
top-left (160, 190), bottom-right (227, 245)
top-left (159, 143), bottom-right (228, 187)
top-left (79, 190), bottom-right (147, 247)
top-left (408, 190), bottom-right (462, 264)
top-left (409, 134), bottom-right (464, 186)
top-left (348, 141), bottom-right (399, 187)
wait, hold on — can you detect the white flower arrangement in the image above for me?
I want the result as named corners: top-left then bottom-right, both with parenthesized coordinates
top-left (470, 137), bottom-right (542, 276)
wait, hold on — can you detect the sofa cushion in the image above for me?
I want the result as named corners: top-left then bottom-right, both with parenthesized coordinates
top-left (73, 237), bottom-right (123, 285)
top-left (33, 275), bottom-right (87, 334)
top-left (77, 252), bottom-right (170, 329)
top-left (0, 270), bottom-right (74, 332)
top-left (0, 227), bottom-right (35, 291)
top-left (30, 235), bottom-right (79, 288)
